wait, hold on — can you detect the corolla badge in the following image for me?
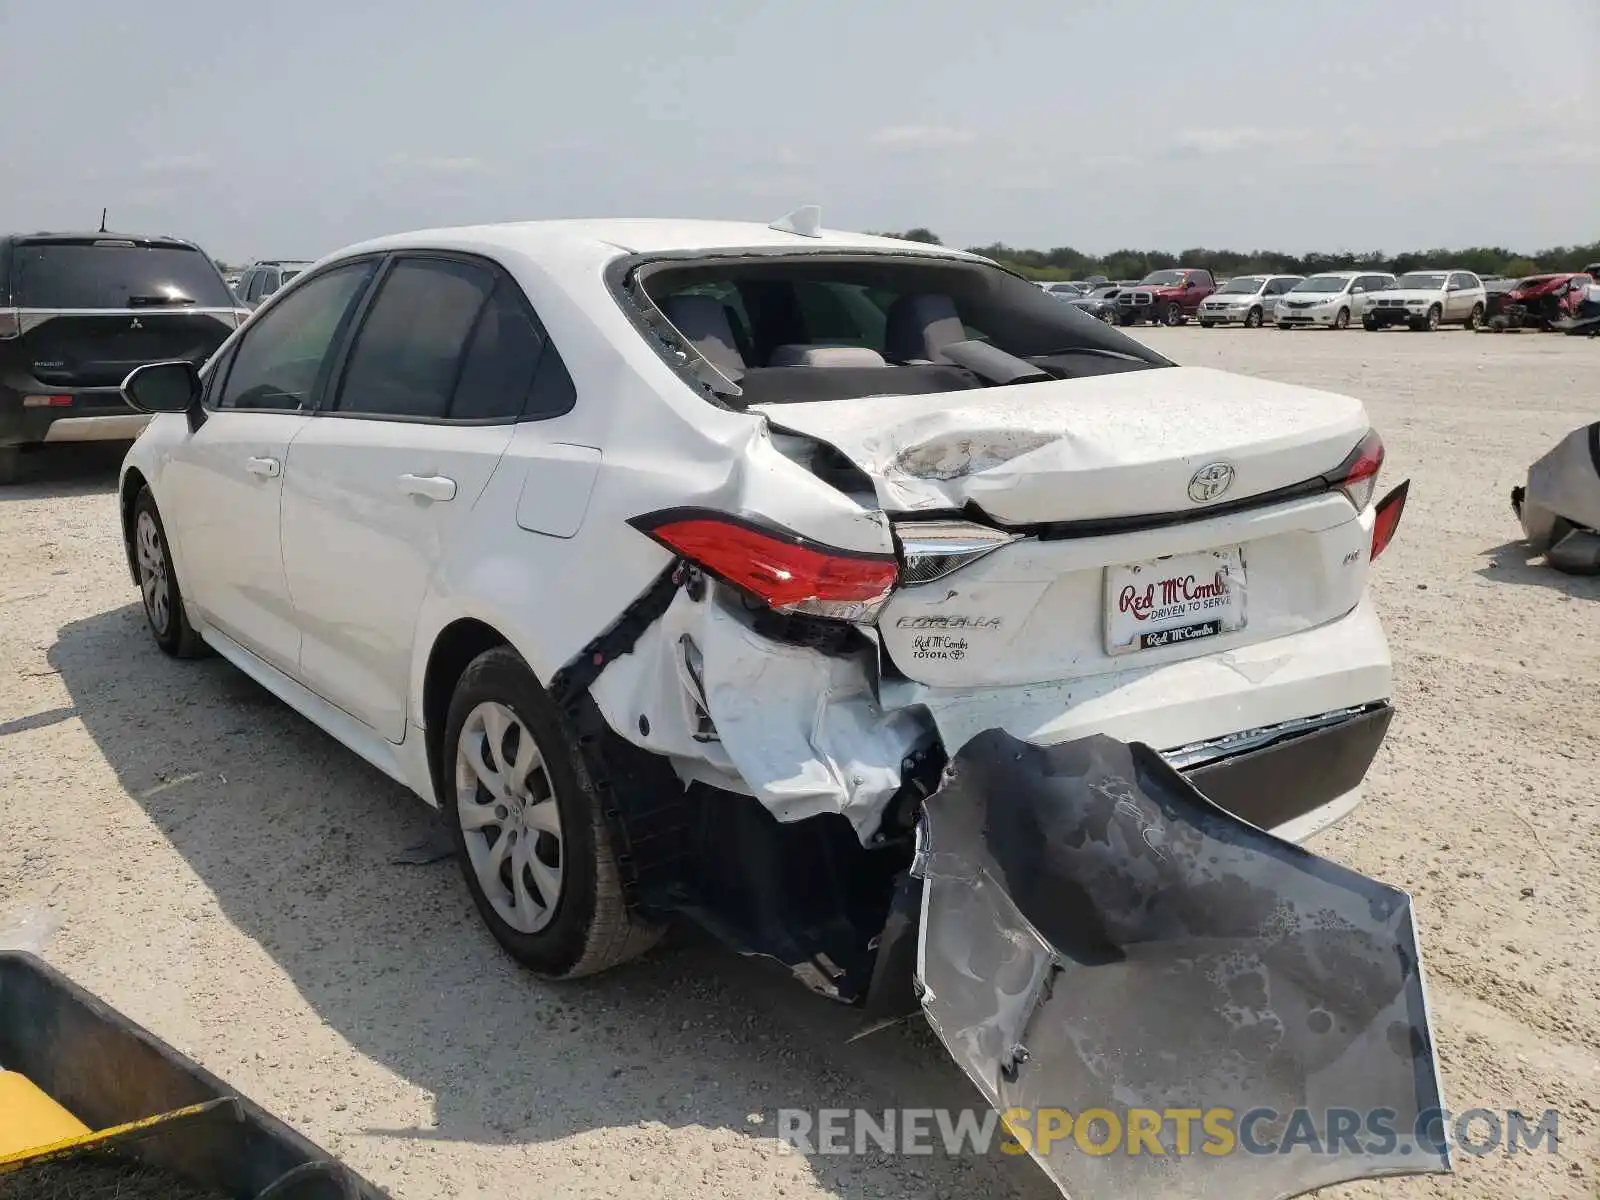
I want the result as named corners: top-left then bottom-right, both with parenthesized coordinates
top-left (1187, 461), bottom-right (1236, 503)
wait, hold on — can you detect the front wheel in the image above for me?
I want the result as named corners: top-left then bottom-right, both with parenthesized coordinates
top-left (132, 488), bottom-right (207, 658)
top-left (1423, 305), bottom-right (1441, 331)
top-left (1244, 306), bottom-right (1263, 329)
top-left (1160, 302), bottom-right (1182, 326)
top-left (1465, 303), bottom-right (1484, 331)
top-left (0, 447), bottom-right (18, 486)
top-left (1333, 307), bottom-right (1350, 330)
top-left (1362, 314), bottom-right (1379, 331)
top-left (443, 645), bottom-right (662, 979)
top-left (1199, 320), bottom-right (1216, 329)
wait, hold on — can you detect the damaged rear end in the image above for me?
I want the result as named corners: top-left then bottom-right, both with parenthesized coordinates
top-left (569, 241), bottom-right (1430, 1196)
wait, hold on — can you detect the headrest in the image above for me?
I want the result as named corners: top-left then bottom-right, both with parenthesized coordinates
top-left (659, 293), bottom-right (745, 380)
top-left (766, 344), bottom-right (889, 368)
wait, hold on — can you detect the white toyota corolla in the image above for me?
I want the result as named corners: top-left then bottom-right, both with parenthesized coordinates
top-left (116, 213), bottom-right (1438, 1198)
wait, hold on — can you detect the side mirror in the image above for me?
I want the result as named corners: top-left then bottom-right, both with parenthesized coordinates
top-left (122, 360), bottom-right (202, 414)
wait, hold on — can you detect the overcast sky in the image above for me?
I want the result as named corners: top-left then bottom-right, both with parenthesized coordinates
top-left (1, 0), bottom-right (1596, 262)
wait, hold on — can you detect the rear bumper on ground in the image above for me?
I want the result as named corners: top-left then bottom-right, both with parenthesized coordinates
top-left (0, 388), bottom-right (147, 449)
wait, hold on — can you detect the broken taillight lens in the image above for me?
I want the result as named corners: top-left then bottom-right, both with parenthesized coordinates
top-left (1370, 480), bottom-right (1409, 561)
top-left (630, 508), bottom-right (900, 622)
top-left (1331, 429), bottom-right (1385, 510)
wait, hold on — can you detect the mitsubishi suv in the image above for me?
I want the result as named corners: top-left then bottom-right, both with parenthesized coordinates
top-left (0, 231), bottom-right (246, 482)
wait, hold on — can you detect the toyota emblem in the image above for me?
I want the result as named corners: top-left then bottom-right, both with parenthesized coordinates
top-left (1188, 462), bottom-right (1236, 503)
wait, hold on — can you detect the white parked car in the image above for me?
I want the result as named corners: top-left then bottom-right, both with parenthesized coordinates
top-left (115, 215), bottom-right (1427, 1196)
top-left (1197, 274), bottom-right (1304, 327)
top-left (1362, 269), bottom-right (1487, 331)
top-left (1275, 271), bottom-right (1396, 329)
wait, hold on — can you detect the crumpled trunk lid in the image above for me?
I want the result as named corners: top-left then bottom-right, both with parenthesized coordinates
top-left (754, 367), bottom-right (1368, 523)
top-left (912, 729), bottom-right (1449, 1200)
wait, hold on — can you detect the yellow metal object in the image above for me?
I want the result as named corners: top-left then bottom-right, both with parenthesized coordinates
top-left (0, 1069), bottom-right (90, 1156)
top-left (0, 1099), bottom-right (228, 1171)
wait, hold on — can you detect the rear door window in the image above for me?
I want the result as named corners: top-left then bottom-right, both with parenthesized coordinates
top-left (449, 280), bottom-right (554, 421)
top-left (332, 257), bottom-right (495, 420)
top-left (13, 241), bottom-right (235, 309)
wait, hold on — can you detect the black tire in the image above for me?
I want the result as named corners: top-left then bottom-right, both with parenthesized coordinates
top-left (1424, 305), bottom-right (1441, 331)
top-left (1276, 321), bottom-right (1293, 330)
top-left (442, 645), bottom-right (662, 979)
top-left (0, 447), bottom-right (18, 486)
top-left (1333, 307), bottom-right (1350, 330)
top-left (1466, 303), bottom-right (1484, 331)
top-left (1160, 301), bottom-right (1182, 326)
top-left (1199, 320), bottom-right (1216, 329)
top-left (1244, 306), bottom-right (1263, 329)
top-left (132, 487), bottom-right (207, 658)
top-left (1362, 314), bottom-right (1379, 331)
top-left (1118, 313), bottom-right (1136, 327)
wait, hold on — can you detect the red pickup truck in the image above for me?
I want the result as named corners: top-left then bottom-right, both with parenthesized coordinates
top-left (1114, 268), bottom-right (1217, 326)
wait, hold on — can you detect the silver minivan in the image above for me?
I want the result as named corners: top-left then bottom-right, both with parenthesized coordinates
top-left (1197, 274), bottom-right (1304, 328)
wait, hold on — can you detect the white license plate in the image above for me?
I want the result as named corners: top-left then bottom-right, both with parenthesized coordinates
top-left (1105, 547), bottom-right (1246, 655)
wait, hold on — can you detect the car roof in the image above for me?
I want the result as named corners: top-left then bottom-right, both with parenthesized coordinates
top-left (333, 217), bottom-right (988, 269)
top-left (6, 231), bottom-right (202, 250)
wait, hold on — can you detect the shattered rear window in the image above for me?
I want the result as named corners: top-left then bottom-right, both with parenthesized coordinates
top-left (627, 253), bottom-right (1172, 404)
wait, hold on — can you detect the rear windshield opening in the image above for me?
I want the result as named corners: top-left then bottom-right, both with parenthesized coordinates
top-left (630, 254), bottom-right (1170, 408)
top-left (13, 240), bottom-right (234, 309)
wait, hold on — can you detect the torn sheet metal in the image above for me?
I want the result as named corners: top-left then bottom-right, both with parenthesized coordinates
top-left (914, 729), bottom-right (1449, 1200)
top-left (587, 585), bottom-right (929, 841)
top-left (1514, 421), bottom-right (1600, 571)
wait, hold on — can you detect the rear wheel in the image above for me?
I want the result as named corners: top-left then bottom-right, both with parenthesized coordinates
top-left (132, 488), bottom-right (207, 658)
top-left (1244, 306), bottom-right (1263, 329)
top-left (1333, 307), bottom-right (1350, 330)
top-left (443, 645), bottom-right (662, 979)
top-left (1466, 303), bottom-right (1484, 331)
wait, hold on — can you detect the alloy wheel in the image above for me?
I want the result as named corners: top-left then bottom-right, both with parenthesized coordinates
top-left (135, 510), bottom-right (171, 636)
top-left (454, 700), bottom-right (565, 934)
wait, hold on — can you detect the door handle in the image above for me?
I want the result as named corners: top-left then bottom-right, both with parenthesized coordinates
top-left (398, 473), bottom-right (457, 502)
top-left (245, 456), bottom-right (281, 478)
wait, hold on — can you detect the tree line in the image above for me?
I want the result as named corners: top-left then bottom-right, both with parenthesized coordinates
top-left (867, 228), bottom-right (1600, 282)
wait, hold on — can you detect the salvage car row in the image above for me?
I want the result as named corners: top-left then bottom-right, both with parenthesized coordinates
top-left (1042, 265), bottom-right (1600, 333)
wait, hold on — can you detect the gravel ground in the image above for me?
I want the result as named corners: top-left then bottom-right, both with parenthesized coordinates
top-left (1, 326), bottom-right (1596, 1199)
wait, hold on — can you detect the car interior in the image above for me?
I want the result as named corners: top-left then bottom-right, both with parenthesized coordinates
top-left (635, 256), bottom-right (1169, 408)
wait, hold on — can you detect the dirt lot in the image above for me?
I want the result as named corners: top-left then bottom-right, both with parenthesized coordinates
top-left (1, 326), bottom-right (1596, 1199)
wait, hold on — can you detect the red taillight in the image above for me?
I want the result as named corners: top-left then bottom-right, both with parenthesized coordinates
top-left (0, 308), bottom-right (19, 339)
top-left (1331, 429), bottom-right (1385, 510)
top-left (630, 508), bottom-right (899, 622)
top-left (22, 394), bottom-right (72, 407)
top-left (1370, 480), bottom-right (1409, 561)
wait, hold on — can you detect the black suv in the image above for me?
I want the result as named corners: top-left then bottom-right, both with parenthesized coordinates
top-left (0, 232), bottom-right (244, 482)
